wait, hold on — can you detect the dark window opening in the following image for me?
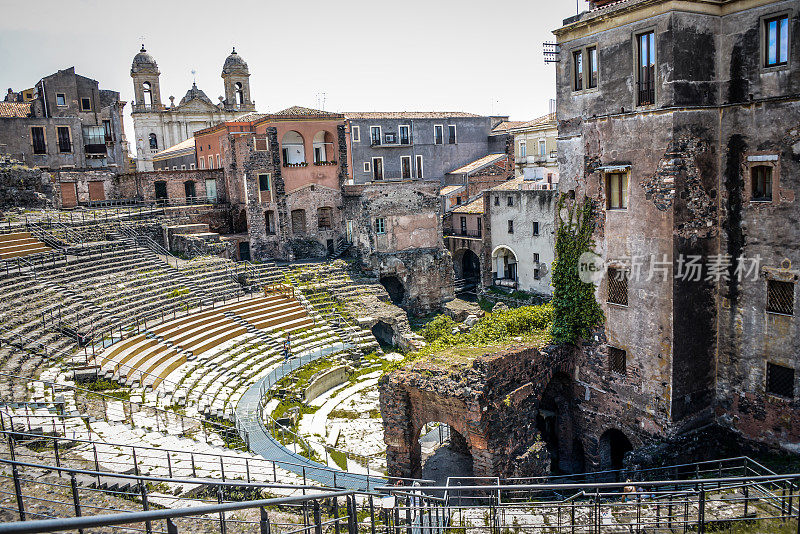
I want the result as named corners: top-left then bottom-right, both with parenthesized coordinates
top-left (507, 196), bottom-right (513, 206)
top-left (372, 158), bottom-right (384, 180)
top-left (534, 253), bottom-right (540, 263)
top-left (57, 127), bottom-right (71, 153)
top-left (80, 97), bottom-right (91, 111)
top-left (399, 125), bottom-right (410, 145)
top-left (609, 347), bottom-right (627, 375)
top-left (184, 181), bottom-right (196, 199)
top-left (573, 50), bottom-right (583, 91)
top-left (401, 156), bottom-right (412, 179)
top-left (637, 32), bottom-right (655, 106)
top-left (751, 165), bottom-right (772, 201)
top-left (434, 125), bottom-right (443, 145)
top-left (448, 125), bottom-right (457, 144)
top-left (259, 174), bottom-right (270, 192)
top-left (460, 216), bottom-right (467, 233)
top-left (587, 46), bottom-right (598, 88)
top-left (102, 120), bottom-right (113, 142)
top-left (607, 267), bottom-right (629, 305)
top-left (767, 362), bottom-right (794, 398)
top-left (154, 181), bottom-right (168, 200)
top-left (767, 279), bottom-right (794, 315)
top-left (31, 127), bottom-right (46, 154)
top-left (507, 220), bottom-right (514, 234)
top-left (265, 211), bottom-right (276, 234)
top-left (149, 133), bottom-right (158, 150)
top-left (765, 15), bottom-right (789, 67)
top-left (370, 126), bottom-right (381, 146)
top-left (533, 221), bottom-right (540, 236)
top-left (494, 196), bottom-right (500, 206)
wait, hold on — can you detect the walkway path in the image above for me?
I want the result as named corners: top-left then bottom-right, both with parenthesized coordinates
top-left (235, 343), bottom-right (385, 491)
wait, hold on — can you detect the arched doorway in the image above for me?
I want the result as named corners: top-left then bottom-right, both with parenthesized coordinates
top-left (371, 321), bottom-right (395, 347)
top-left (281, 131), bottom-right (305, 165)
top-left (537, 372), bottom-right (581, 474)
top-left (598, 429), bottom-right (633, 473)
top-left (415, 422), bottom-right (473, 489)
top-left (380, 275), bottom-right (405, 305)
top-left (491, 246), bottom-right (518, 287)
top-left (452, 248), bottom-right (481, 293)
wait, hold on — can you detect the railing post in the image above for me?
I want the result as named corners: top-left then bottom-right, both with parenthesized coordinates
top-left (260, 507), bottom-right (271, 534)
top-left (698, 489), bottom-right (706, 534)
top-left (53, 435), bottom-right (61, 474)
top-left (139, 478), bottom-right (153, 534)
top-left (12, 464), bottom-right (25, 521)
top-left (217, 486), bottom-right (227, 534)
top-left (314, 500), bottom-right (323, 534)
top-left (347, 495), bottom-right (358, 534)
top-left (70, 472), bottom-right (84, 534)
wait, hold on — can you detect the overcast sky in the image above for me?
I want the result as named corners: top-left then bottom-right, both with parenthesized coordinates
top-left (0, 0), bottom-right (584, 155)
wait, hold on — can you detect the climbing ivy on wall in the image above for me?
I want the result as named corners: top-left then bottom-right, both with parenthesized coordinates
top-left (550, 194), bottom-right (604, 344)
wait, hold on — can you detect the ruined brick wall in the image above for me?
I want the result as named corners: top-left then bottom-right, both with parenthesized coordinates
top-left (111, 169), bottom-right (225, 203)
top-left (0, 159), bottom-right (54, 209)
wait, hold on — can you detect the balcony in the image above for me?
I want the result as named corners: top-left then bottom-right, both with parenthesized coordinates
top-left (283, 162), bottom-right (308, 168)
top-left (313, 160), bottom-right (338, 166)
top-left (444, 228), bottom-right (482, 239)
top-left (637, 80), bottom-right (655, 106)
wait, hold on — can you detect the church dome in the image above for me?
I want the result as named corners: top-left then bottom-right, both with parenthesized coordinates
top-left (222, 47), bottom-right (249, 76)
top-left (131, 45), bottom-right (159, 74)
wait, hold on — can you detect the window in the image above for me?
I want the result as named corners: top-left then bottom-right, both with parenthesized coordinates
top-left (434, 125), bottom-right (443, 145)
top-left (149, 133), bottom-right (158, 150)
top-left (767, 279), bottom-right (794, 315)
top-left (216, 155), bottom-right (221, 168)
top-left (765, 15), bottom-right (789, 67)
top-left (173, 166), bottom-right (178, 171)
top-left (266, 211), bottom-right (276, 234)
top-left (318, 207), bottom-right (333, 229)
top-left (258, 173), bottom-right (271, 202)
top-left (587, 46), bottom-right (598, 89)
top-left (370, 126), bottom-right (381, 146)
top-left (372, 157), bottom-right (384, 180)
top-left (181, 165), bottom-right (186, 170)
top-left (767, 362), bottom-right (794, 398)
top-left (637, 32), bottom-right (656, 106)
top-left (190, 163), bottom-right (195, 170)
top-left (234, 82), bottom-right (244, 107)
top-left (573, 50), bottom-right (583, 91)
top-left (82, 125), bottom-right (104, 146)
top-left (363, 161), bottom-right (371, 173)
top-left (533, 253), bottom-right (540, 263)
top-left (56, 127), bottom-right (71, 153)
top-left (751, 166), bottom-right (772, 201)
top-left (184, 181), bottom-right (196, 199)
top-left (456, 196), bottom-right (462, 205)
top-left (399, 125), bottom-right (410, 145)
top-left (609, 347), bottom-right (627, 376)
top-left (534, 268), bottom-right (541, 280)
top-left (539, 140), bottom-right (547, 156)
top-left (519, 141), bottom-right (526, 158)
top-left (477, 218), bottom-right (482, 236)
top-left (102, 120), bottom-right (112, 142)
top-left (460, 216), bottom-right (467, 233)
top-left (607, 267), bottom-right (629, 306)
top-left (208, 155), bottom-right (213, 169)
top-left (142, 82), bottom-right (153, 108)
top-left (352, 126), bottom-right (360, 142)
top-left (291, 209), bottom-right (307, 235)
top-left (80, 97), bottom-right (91, 111)
top-left (254, 136), bottom-right (269, 152)
top-left (401, 156), bottom-right (412, 179)
top-left (532, 222), bottom-right (540, 236)
top-left (606, 172), bottom-right (628, 209)
top-left (494, 196), bottom-right (500, 206)
top-left (448, 125), bottom-right (457, 144)
top-left (415, 155), bottom-right (424, 179)
top-left (507, 196), bottom-right (513, 206)
top-left (205, 178), bottom-right (216, 200)
top-left (375, 217), bottom-right (386, 234)
top-left (199, 157), bottom-right (205, 169)
top-left (31, 127), bottom-right (46, 154)
top-left (154, 181), bottom-right (168, 200)
top-left (507, 220), bottom-right (514, 234)
top-left (56, 93), bottom-right (66, 106)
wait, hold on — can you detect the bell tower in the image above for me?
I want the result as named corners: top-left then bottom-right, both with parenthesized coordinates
top-left (221, 47), bottom-right (255, 112)
top-left (130, 45), bottom-right (162, 112)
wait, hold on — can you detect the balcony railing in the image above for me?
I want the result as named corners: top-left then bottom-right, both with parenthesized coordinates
top-left (283, 162), bottom-right (308, 167)
top-left (637, 80), bottom-right (655, 106)
top-left (313, 160), bottom-right (338, 166)
top-left (444, 228), bottom-right (482, 238)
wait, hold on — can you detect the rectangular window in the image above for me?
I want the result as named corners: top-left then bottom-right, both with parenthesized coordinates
top-left (533, 253), bottom-right (540, 263)
top-left (477, 218), bottom-right (482, 236)
top-left (637, 32), bottom-right (656, 105)
top-left (767, 279), bottom-right (794, 315)
top-left (216, 154), bottom-right (221, 168)
top-left (456, 197), bottom-right (462, 205)
top-left (266, 211), bottom-right (276, 234)
top-left (190, 163), bottom-right (195, 170)
top-left (352, 125), bottom-right (360, 142)
top-left (199, 157), bottom-right (205, 169)
top-left (751, 166), bottom-right (773, 201)
top-left (31, 127), bottom-right (46, 154)
top-left (460, 216), bottom-right (467, 233)
top-left (573, 50), bottom-right (583, 91)
top-left (80, 97), bottom-right (91, 111)
top-left (767, 362), bottom-right (794, 398)
top-left (507, 220), bottom-right (514, 234)
top-left (370, 126), bottom-right (381, 146)
top-left (519, 141), bottom-right (526, 157)
top-left (56, 93), bottom-right (66, 106)
top-left (363, 161), bottom-right (371, 173)
top-left (254, 136), bottom-right (269, 151)
top-left (372, 157), bottom-right (384, 180)
top-left (208, 155), bottom-right (213, 169)
top-left (102, 120), bottom-right (112, 142)
top-left (180, 164), bottom-right (186, 170)
top-left (606, 172), bottom-right (628, 209)
top-left (448, 125), bottom-right (457, 144)
top-left (205, 178), bottom-right (217, 200)
top-left (399, 125), bottom-right (410, 145)
top-left (57, 127), bottom-right (71, 153)
top-left (609, 347), bottom-right (627, 376)
top-left (401, 156), bottom-right (412, 179)
top-left (765, 15), bottom-right (789, 67)
top-left (587, 46), bottom-right (598, 88)
top-left (607, 267), bottom-right (629, 306)
top-left (318, 207), bottom-right (332, 229)
top-left (494, 196), bottom-right (500, 206)
top-left (415, 155), bottom-right (424, 179)
top-left (375, 217), bottom-right (386, 234)
top-left (507, 196), bottom-right (513, 206)
top-left (539, 140), bottom-right (547, 156)
top-left (434, 125), bottom-right (443, 145)
top-left (259, 173), bottom-right (271, 192)
top-left (532, 222), bottom-right (540, 236)
top-left (534, 269), bottom-right (540, 280)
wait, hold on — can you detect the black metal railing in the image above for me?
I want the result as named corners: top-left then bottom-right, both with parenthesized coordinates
top-left (637, 80), bottom-right (655, 106)
top-left (444, 228), bottom-right (482, 239)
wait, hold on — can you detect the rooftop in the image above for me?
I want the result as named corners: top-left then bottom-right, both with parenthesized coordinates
top-left (271, 106), bottom-right (343, 118)
top-left (510, 113), bottom-right (557, 132)
top-left (449, 153), bottom-right (508, 175)
top-left (152, 137), bottom-right (196, 160)
top-left (344, 111), bottom-right (482, 119)
top-left (452, 196), bottom-right (484, 214)
top-left (440, 185), bottom-right (465, 196)
top-left (0, 102), bottom-right (32, 118)
top-left (491, 121), bottom-right (527, 134)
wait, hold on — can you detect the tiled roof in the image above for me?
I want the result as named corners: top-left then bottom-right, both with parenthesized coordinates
top-left (491, 121), bottom-right (526, 133)
top-left (452, 197), bottom-right (484, 214)
top-left (440, 185), bottom-right (465, 196)
top-left (511, 113), bottom-right (557, 131)
top-left (152, 137), bottom-right (195, 160)
top-left (449, 153), bottom-right (508, 175)
top-left (234, 113), bottom-right (268, 123)
top-left (491, 177), bottom-right (526, 191)
top-left (273, 106), bottom-right (343, 118)
top-left (344, 111), bottom-right (482, 119)
top-left (0, 102), bottom-right (31, 118)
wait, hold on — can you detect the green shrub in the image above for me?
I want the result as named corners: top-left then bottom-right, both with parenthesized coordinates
top-left (421, 315), bottom-right (457, 343)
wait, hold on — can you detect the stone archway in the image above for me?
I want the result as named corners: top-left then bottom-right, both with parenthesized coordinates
top-left (537, 372), bottom-right (581, 474)
top-left (371, 320), bottom-right (395, 347)
top-left (452, 248), bottom-right (481, 290)
top-left (415, 422), bottom-right (474, 486)
top-left (380, 275), bottom-right (405, 305)
top-left (598, 428), bottom-right (634, 473)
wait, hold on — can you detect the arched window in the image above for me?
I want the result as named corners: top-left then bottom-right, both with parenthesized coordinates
top-left (149, 133), bottom-right (158, 150)
top-left (281, 131), bottom-right (305, 165)
top-left (142, 82), bottom-right (153, 108)
top-left (312, 131), bottom-right (335, 164)
top-left (234, 82), bottom-right (244, 107)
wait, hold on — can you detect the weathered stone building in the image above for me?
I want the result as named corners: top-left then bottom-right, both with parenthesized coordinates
top-left (554, 0), bottom-right (800, 460)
